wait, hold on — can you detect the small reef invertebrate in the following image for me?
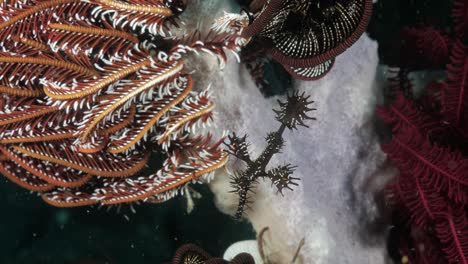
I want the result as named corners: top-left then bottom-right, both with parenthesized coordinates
top-left (378, 1), bottom-right (468, 262)
top-left (169, 243), bottom-right (255, 264)
top-left (0, 0), bottom-right (249, 207)
top-left (239, 0), bottom-right (373, 83)
top-left (226, 91), bottom-right (315, 219)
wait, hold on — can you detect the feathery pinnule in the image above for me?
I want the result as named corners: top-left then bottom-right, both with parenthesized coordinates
top-left (0, 0), bottom-right (249, 207)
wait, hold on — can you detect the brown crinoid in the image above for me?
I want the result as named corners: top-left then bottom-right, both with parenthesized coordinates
top-left (0, 0), bottom-right (249, 207)
top-left (242, 0), bottom-right (373, 80)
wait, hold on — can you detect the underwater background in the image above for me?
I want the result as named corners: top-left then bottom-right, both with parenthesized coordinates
top-left (0, 0), bottom-right (462, 263)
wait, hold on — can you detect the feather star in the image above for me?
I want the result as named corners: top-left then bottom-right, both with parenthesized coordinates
top-left (0, 0), bottom-right (250, 207)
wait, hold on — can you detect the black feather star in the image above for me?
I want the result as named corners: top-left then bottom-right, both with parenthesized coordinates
top-left (241, 0), bottom-right (373, 80)
top-left (168, 243), bottom-right (255, 264)
top-left (226, 92), bottom-right (315, 219)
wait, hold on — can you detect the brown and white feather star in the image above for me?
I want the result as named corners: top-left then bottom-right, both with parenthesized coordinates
top-left (0, 0), bottom-right (249, 207)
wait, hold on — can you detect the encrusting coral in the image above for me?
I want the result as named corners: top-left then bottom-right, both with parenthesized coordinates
top-left (226, 91), bottom-right (315, 219)
top-left (378, 0), bottom-right (468, 262)
top-left (0, 0), bottom-right (251, 207)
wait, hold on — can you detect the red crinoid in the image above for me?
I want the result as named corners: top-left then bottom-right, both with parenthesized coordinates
top-left (0, 0), bottom-right (250, 207)
top-left (453, 0), bottom-right (468, 39)
top-left (241, 0), bottom-right (373, 81)
top-left (391, 27), bottom-right (452, 70)
top-left (378, 1), bottom-right (468, 262)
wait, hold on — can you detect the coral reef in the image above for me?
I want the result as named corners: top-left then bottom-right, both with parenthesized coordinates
top-left (0, 0), bottom-right (386, 262)
top-left (378, 0), bottom-right (468, 262)
top-left (0, 0), bottom-right (250, 206)
top-left (226, 92), bottom-right (315, 219)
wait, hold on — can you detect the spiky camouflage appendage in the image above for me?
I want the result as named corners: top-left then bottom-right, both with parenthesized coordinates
top-left (274, 91), bottom-right (316, 129)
